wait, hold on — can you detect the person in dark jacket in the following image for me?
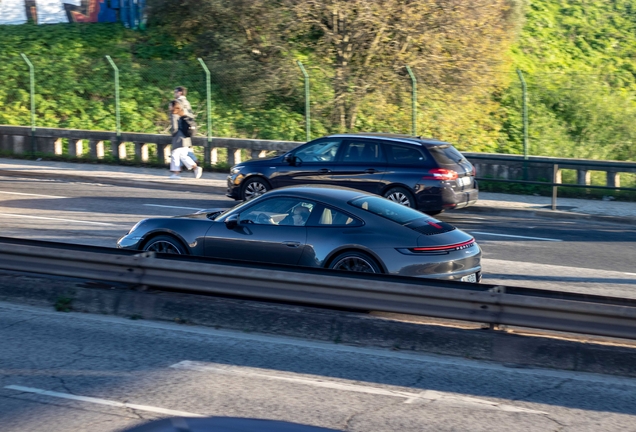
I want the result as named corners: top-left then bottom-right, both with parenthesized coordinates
top-left (169, 100), bottom-right (202, 179)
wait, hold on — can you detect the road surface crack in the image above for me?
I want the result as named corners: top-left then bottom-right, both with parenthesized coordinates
top-left (0, 317), bottom-right (35, 331)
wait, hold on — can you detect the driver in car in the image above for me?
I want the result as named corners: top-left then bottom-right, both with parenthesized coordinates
top-left (280, 206), bottom-right (311, 226)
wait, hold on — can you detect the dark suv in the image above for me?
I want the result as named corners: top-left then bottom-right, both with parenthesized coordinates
top-left (227, 133), bottom-right (478, 214)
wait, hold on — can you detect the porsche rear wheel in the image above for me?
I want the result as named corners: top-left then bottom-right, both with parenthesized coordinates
top-left (329, 251), bottom-right (381, 274)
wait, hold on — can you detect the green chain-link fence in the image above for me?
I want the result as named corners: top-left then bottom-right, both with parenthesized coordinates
top-left (2, 55), bottom-right (636, 170)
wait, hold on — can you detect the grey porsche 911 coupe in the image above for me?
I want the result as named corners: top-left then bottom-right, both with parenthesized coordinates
top-left (118, 185), bottom-right (481, 282)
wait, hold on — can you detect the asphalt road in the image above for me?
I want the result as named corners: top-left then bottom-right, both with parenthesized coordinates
top-left (0, 173), bottom-right (634, 298)
top-left (2, 174), bottom-right (636, 432)
top-left (2, 302), bottom-right (636, 432)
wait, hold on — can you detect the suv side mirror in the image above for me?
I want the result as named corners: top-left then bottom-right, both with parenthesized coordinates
top-left (224, 214), bottom-right (239, 229)
top-left (283, 154), bottom-right (293, 164)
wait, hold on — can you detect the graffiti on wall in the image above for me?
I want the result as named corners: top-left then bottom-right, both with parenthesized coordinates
top-left (0, 0), bottom-right (143, 26)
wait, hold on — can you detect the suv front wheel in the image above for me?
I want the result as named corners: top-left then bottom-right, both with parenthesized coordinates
top-left (241, 176), bottom-right (270, 201)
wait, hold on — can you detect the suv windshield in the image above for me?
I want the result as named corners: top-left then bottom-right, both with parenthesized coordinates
top-left (349, 196), bottom-right (428, 225)
top-left (427, 144), bottom-right (467, 167)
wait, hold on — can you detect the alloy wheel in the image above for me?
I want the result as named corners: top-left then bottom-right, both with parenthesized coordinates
top-left (387, 191), bottom-right (412, 206)
top-left (145, 241), bottom-right (183, 254)
top-left (244, 181), bottom-right (268, 200)
top-left (332, 256), bottom-right (377, 273)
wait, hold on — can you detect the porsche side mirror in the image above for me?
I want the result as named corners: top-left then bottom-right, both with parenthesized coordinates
top-left (224, 214), bottom-right (239, 229)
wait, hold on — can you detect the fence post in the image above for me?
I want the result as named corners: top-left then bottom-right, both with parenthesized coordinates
top-left (406, 65), bottom-right (417, 137)
top-left (197, 58), bottom-right (213, 165)
top-left (105, 55), bottom-right (121, 160)
top-left (296, 60), bottom-right (311, 142)
top-left (516, 69), bottom-right (529, 180)
top-left (20, 53), bottom-right (36, 154)
top-left (552, 164), bottom-right (559, 211)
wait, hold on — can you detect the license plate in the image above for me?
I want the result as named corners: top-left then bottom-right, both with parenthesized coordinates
top-left (457, 176), bottom-right (471, 187)
top-left (460, 273), bottom-right (477, 283)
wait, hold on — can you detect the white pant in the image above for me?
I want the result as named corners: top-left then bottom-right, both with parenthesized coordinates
top-left (170, 147), bottom-right (196, 171)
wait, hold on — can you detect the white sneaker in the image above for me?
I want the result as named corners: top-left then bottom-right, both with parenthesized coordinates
top-left (169, 174), bottom-right (182, 179)
top-left (194, 166), bottom-right (203, 179)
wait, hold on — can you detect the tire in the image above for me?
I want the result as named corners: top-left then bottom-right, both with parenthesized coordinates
top-left (241, 176), bottom-right (270, 201)
top-left (143, 235), bottom-right (187, 255)
top-left (329, 251), bottom-right (382, 274)
top-left (383, 187), bottom-right (416, 208)
top-left (425, 210), bottom-right (443, 216)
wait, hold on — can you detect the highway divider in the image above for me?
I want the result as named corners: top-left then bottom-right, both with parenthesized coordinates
top-left (0, 236), bottom-right (634, 341)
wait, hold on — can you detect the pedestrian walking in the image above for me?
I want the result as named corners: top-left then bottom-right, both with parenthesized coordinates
top-left (169, 99), bottom-right (203, 180)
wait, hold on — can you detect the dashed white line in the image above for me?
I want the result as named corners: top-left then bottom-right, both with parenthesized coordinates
top-left (0, 191), bottom-right (67, 199)
top-left (469, 231), bottom-right (563, 242)
top-left (0, 213), bottom-right (118, 226)
top-left (170, 361), bottom-right (546, 414)
top-left (143, 204), bottom-right (203, 211)
top-left (4, 385), bottom-right (204, 417)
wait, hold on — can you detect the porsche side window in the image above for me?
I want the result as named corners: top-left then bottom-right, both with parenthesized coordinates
top-left (240, 198), bottom-right (314, 225)
top-left (308, 206), bottom-right (362, 227)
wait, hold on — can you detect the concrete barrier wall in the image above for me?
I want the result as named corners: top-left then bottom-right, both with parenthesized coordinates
top-left (2, 125), bottom-right (636, 188)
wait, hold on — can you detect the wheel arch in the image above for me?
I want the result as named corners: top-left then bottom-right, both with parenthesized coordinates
top-left (242, 174), bottom-right (273, 188)
top-left (139, 230), bottom-right (191, 254)
top-left (380, 183), bottom-right (415, 196)
top-left (240, 174), bottom-right (273, 200)
top-left (323, 247), bottom-right (387, 274)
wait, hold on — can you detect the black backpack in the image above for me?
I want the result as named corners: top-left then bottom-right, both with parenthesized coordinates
top-left (179, 116), bottom-right (197, 137)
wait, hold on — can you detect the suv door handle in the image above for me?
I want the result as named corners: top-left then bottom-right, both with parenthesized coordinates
top-left (364, 168), bottom-right (377, 173)
top-left (282, 241), bottom-right (301, 248)
top-left (318, 168), bottom-right (331, 173)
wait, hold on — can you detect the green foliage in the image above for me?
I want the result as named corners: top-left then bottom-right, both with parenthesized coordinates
top-left (1, 0), bottom-right (636, 164)
top-left (502, 0), bottom-right (636, 161)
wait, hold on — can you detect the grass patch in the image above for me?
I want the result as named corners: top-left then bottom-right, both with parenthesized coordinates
top-left (54, 296), bottom-right (73, 312)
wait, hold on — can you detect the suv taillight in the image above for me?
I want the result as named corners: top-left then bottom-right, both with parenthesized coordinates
top-left (422, 168), bottom-right (458, 181)
top-left (471, 166), bottom-right (476, 176)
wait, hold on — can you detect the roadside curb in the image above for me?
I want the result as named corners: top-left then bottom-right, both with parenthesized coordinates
top-left (2, 270), bottom-right (636, 378)
top-left (0, 167), bottom-right (228, 195)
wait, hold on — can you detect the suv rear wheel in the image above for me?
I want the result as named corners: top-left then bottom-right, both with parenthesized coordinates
top-left (383, 187), bottom-right (415, 208)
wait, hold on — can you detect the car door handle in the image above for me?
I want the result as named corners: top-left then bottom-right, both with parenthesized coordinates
top-left (282, 241), bottom-right (301, 248)
top-left (364, 168), bottom-right (377, 173)
top-left (318, 168), bottom-right (331, 173)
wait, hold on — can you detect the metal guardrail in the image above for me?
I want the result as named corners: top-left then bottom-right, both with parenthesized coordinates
top-left (0, 237), bottom-right (635, 340)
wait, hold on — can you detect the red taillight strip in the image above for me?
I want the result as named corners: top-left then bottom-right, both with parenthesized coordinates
top-left (411, 238), bottom-right (475, 252)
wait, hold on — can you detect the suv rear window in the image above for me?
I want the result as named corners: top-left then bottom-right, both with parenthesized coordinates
top-left (385, 144), bottom-right (428, 165)
top-left (427, 144), bottom-right (467, 167)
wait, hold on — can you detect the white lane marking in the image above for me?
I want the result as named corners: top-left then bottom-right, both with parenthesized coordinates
top-left (170, 361), bottom-right (546, 414)
top-left (0, 191), bottom-right (67, 199)
top-left (0, 213), bottom-right (118, 226)
top-left (4, 385), bottom-right (204, 417)
top-left (625, 273), bottom-right (636, 276)
top-left (469, 231), bottom-right (563, 242)
top-left (143, 204), bottom-right (203, 211)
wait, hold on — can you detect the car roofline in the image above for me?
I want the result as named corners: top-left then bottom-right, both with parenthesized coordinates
top-left (321, 133), bottom-right (450, 146)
